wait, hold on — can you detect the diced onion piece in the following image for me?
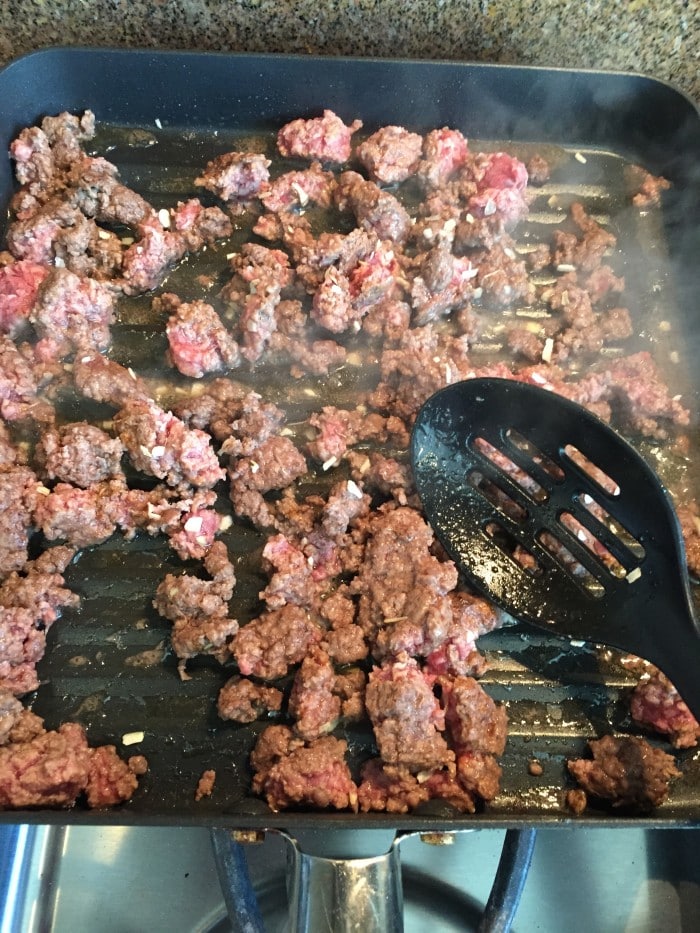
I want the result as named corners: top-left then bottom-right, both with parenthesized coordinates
top-left (122, 731), bottom-right (145, 746)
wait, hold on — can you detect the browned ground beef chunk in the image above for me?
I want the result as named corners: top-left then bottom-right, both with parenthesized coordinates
top-left (32, 480), bottom-right (127, 548)
top-left (335, 171), bottom-right (411, 243)
top-left (0, 334), bottom-right (53, 423)
top-left (223, 244), bottom-right (295, 363)
top-left (195, 151), bottom-right (271, 203)
top-left (232, 606), bottom-right (322, 680)
top-left (365, 654), bottom-right (452, 774)
top-left (288, 646), bottom-right (341, 741)
top-left (170, 613), bottom-right (239, 666)
top-left (441, 676), bottom-right (508, 755)
top-left (36, 422), bottom-right (124, 487)
top-left (567, 735), bottom-right (680, 811)
top-left (0, 423), bottom-right (19, 468)
top-left (0, 689), bottom-right (23, 745)
top-left (229, 436), bottom-right (307, 528)
top-left (356, 126), bottom-right (423, 184)
top-left (473, 237), bottom-right (534, 307)
top-left (253, 730), bottom-right (358, 812)
top-left (85, 745), bottom-right (147, 808)
top-left (67, 154), bottom-right (152, 226)
top-left (357, 758), bottom-right (431, 813)
top-left (0, 721), bottom-right (92, 807)
top-left (453, 751), bottom-right (503, 800)
top-left (217, 677), bottom-right (283, 723)
top-left (0, 607), bottom-right (46, 695)
top-left (259, 531), bottom-right (341, 610)
top-left (601, 351), bottom-right (689, 437)
top-left (0, 465), bottom-right (39, 576)
top-left (351, 506), bottom-right (500, 669)
top-left (0, 546), bottom-right (78, 627)
top-left (417, 128), bottom-right (469, 191)
top-left (219, 394), bottom-right (286, 457)
top-left (154, 540), bottom-right (235, 621)
top-left (677, 502), bottom-right (700, 578)
top-left (361, 296), bottom-right (411, 341)
top-left (260, 162), bottom-right (336, 213)
top-left (119, 214), bottom-right (186, 295)
top-left (277, 110), bottom-right (362, 164)
top-left (307, 406), bottom-right (408, 464)
top-left (30, 268), bottom-right (115, 362)
top-left (195, 768), bottom-right (216, 800)
top-left (321, 480), bottom-right (370, 539)
top-left (552, 202), bottom-right (616, 272)
top-left (332, 668), bottom-right (366, 720)
top-left (526, 154), bottom-right (551, 185)
top-left (172, 378), bottom-right (248, 438)
top-left (630, 671), bottom-right (700, 749)
top-left (170, 199), bottom-right (232, 251)
top-left (0, 720), bottom-right (145, 809)
top-left (163, 295), bottom-right (241, 378)
top-left (114, 398), bottom-right (224, 488)
top-left (72, 354), bottom-right (150, 407)
top-left (625, 164), bottom-right (671, 207)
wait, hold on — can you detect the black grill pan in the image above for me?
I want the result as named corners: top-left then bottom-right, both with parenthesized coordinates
top-left (0, 49), bottom-right (699, 832)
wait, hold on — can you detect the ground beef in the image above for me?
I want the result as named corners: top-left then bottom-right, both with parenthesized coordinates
top-left (631, 672), bottom-right (700, 749)
top-left (526, 154), bottom-right (551, 185)
top-left (441, 676), bottom-right (508, 755)
top-left (163, 294), bottom-right (241, 377)
top-left (277, 110), bottom-right (363, 164)
top-left (567, 735), bottom-right (680, 811)
top-left (114, 398), bottom-right (224, 488)
top-left (335, 171), bottom-right (411, 243)
top-left (67, 154), bottom-right (152, 227)
top-left (252, 729), bottom-right (358, 812)
top-left (219, 393), bottom-right (286, 457)
top-left (0, 260), bottom-right (50, 337)
top-left (260, 162), bottom-right (336, 213)
top-left (30, 268), bottom-right (115, 361)
top-left (0, 607), bottom-right (46, 694)
top-left (195, 769), bottom-right (216, 800)
top-left (0, 690), bottom-right (23, 745)
top-left (170, 613), bottom-right (239, 667)
top-left (417, 128), bottom-right (469, 190)
top-left (223, 244), bottom-right (295, 362)
top-left (0, 466), bottom-right (39, 576)
top-left (0, 721), bottom-right (91, 807)
top-left (85, 745), bottom-right (147, 808)
top-left (170, 199), bottom-right (233, 251)
top-left (677, 503), bottom-right (700, 578)
top-left (0, 546), bottom-right (78, 627)
top-left (625, 164), bottom-right (671, 207)
top-left (32, 480), bottom-right (126, 548)
top-left (119, 214), bottom-right (186, 295)
top-left (72, 354), bottom-right (150, 407)
top-left (357, 758), bottom-right (430, 813)
top-left (552, 202), bottom-right (616, 272)
top-left (0, 334), bottom-right (53, 423)
top-left (232, 606), bottom-right (322, 680)
top-left (0, 423), bottom-right (19, 469)
top-left (0, 720), bottom-right (145, 809)
top-left (229, 436), bottom-right (306, 528)
top-left (36, 422), bottom-right (124, 488)
top-left (356, 125), bottom-right (423, 184)
top-left (195, 151), bottom-right (271, 203)
top-left (154, 540), bottom-right (235, 622)
top-left (321, 480), bottom-right (370, 540)
top-left (365, 654), bottom-right (452, 774)
top-left (259, 531), bottom-right (340, 610)
top-left (217, 677), bottom-right (283, 723)
top-left (288, 646), bottom-right (341, 741)
top-left (306, 406), bottom-right (408, 464)
top-left (601, 352), bottom-right (689, 437)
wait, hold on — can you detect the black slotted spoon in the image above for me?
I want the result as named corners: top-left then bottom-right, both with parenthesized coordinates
top-left (410, 377), bottom-right (700, 719)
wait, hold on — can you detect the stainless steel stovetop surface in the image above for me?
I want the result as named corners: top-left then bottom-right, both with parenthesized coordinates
top-left (2, 825), bottom-right (700, 932)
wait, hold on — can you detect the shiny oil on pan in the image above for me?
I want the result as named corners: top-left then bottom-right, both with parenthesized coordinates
top-left (0, 50), bottom-right (699, 829)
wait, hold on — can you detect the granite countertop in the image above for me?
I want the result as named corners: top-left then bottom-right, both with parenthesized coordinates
top-left (0, 0), bottom-right (697, 103)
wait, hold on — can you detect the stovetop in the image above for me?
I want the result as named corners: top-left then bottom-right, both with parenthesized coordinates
top-left (2, 824), bottom-right (700, 931)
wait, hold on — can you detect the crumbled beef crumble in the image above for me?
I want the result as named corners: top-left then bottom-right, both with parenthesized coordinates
top-left (0, 105), bottom-right (693, 817)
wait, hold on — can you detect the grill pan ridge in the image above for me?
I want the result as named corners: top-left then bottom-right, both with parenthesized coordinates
top-left (0, 49), bottom-right (699, 830)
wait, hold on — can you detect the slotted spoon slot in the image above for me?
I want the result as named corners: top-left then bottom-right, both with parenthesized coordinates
top-left (535, 530), bottom-right (606, 599)
top-left (472, 436), bottom-right (549, 503)
top-left (468, 470), bottom-right (529, 523)
top-left (562, 444), bottom-right (621, 497)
